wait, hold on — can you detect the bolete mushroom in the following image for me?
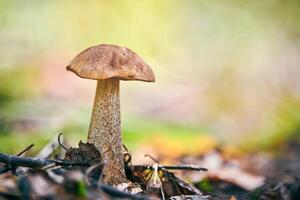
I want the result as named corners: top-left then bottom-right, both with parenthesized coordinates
top-left (66, 44), bottom-right (155, 185)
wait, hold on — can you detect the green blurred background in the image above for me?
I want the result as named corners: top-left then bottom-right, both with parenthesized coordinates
top-left (0, 0), bottom-right (300, 155)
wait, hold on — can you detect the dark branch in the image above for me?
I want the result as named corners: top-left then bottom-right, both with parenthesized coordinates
top-left (0, 144), bottom-right (35, 174)
top-left (0, 153), bottom-right (52, 169)
top-left (0, 153), bottom-right (91, 172)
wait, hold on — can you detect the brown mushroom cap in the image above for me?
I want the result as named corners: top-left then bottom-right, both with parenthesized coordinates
top-left (66, 44), bottom-right (155, 82)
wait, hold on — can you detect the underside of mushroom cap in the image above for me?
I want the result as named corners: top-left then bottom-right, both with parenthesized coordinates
top-left (66, 44), bottom-right (155, 82)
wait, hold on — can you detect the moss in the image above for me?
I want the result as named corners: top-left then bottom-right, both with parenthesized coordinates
top-left (196, 179), bottom-right (213, 193)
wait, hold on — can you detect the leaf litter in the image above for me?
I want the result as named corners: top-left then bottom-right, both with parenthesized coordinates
top-left (0, 134), bottom-right (299, 200)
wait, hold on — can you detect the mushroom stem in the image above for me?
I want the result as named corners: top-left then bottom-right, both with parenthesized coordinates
top-left (87, 79), bottom-right (127, 185)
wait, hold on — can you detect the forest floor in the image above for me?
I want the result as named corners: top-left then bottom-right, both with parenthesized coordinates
top-left (0, 134), bottom-right (299, 200)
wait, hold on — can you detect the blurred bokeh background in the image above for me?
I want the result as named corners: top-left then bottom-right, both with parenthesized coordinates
top-left (0, 0), bottom-right (300, 156)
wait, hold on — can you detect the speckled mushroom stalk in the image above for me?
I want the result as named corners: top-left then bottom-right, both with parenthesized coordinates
top-left (88, 79), bottom-right (127, 185)
top-left (66, 44), bottom-right (155, 186)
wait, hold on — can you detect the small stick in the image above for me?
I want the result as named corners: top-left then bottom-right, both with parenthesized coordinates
top-left (159, 165), bottom-right (208, 171)
top-left (17, 144), bottom-right (34, 156)
top-left (58, 133), bottom-right (68, 151)
top-left (133, 164), bottom-right (207, 172)
top-left (123, 144), bottom-right (129, 152)
top-left (143, 154), bottom-right (207, 171)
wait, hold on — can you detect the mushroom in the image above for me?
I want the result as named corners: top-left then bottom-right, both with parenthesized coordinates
top-left (66, 44), bottom-right (155, 185)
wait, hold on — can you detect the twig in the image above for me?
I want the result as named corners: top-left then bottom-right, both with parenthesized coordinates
top-left (143, 154), bottom-right (207, 171)
top-left (17, 144), bottom-right (34, 156)
top-left (159, 165), bottom-right (207, 171)
top-left (58, 133), bottom-right (68, 151)
top-left (133, 164), bottom-right (207, 172)
top-left (123, 144), bottom-right (129, 152)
